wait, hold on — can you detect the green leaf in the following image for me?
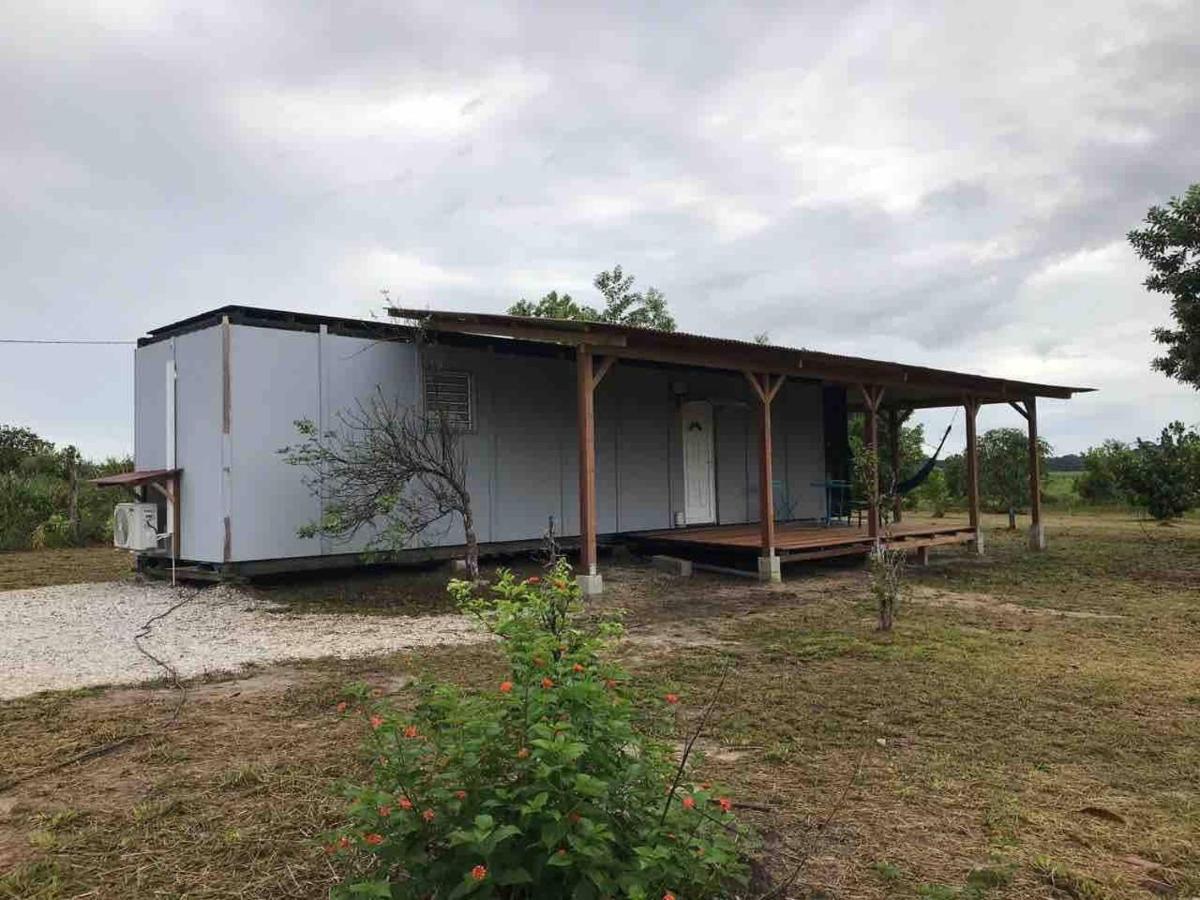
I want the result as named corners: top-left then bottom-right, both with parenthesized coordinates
top-left (494, 866), bottom-right (533, 885)
top-left (573, 773), bottom-right (608, 798)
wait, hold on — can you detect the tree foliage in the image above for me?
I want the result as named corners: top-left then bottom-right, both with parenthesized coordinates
top-left (1075, 440), bottom-right (1135, 505)
top-left (280, 386), bottom-right (480, 578)
top-left (848, 414), bottom-right (926, 505)
top-left (978, 427), bottom-right (1050, 526)
top-left (0, 425), bottom-right (53, 475)
top-left (509, 266), bottom-right (676, 331)
top-left (1129, 183), bottom-right (1200, 389)
top-left (1117, 421), bottom-right (1200, 520)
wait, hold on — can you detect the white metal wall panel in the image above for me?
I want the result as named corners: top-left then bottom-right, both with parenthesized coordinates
top-left (611, 366), bottom-right (673, 532)
top-left (228, 325), bottom-right (321, 561)
top-left (172, 327), bottom-right (224, 562)
top-left (320, 333), bottom-right (423, 553)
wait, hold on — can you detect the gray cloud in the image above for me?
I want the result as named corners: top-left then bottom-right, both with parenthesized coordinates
top-left (1, 0), bottom-right (1197, 459)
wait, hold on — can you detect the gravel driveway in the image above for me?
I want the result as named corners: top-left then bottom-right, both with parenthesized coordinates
top-left (0, 581), bottom-right (486, 700)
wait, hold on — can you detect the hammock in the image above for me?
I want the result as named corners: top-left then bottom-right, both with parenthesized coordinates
top-left (894, 414), bottom-right (955, 495)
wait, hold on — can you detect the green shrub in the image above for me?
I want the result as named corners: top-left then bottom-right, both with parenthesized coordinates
top-left (1118, 421), bottom-right (1200, 520)
top-left (0, 472), bottom-right (59, 550)
top-left (31, 513), bottom-right (74, 550)
top-left (326, 560), bottom-right (752, 899)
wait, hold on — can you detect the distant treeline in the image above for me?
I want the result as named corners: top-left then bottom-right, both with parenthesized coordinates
top-left (1045, 454), bottom-right (1083, 472)
top-left (855, 419), bottom-right (1200, 523)
top-left (0, 425), bottom-right (133, 551)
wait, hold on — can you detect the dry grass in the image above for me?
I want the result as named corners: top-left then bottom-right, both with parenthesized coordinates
top-left (1, 511), bottom-right (1198, 898)
top-left (0, 546), bottom-right (133, 592)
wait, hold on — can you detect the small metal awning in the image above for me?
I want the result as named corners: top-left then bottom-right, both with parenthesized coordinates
top-left (91, 468), bottom-right (181, 488)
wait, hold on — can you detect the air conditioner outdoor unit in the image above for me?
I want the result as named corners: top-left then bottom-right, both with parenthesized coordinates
top-left (114, 503), bottom-right (162, 551)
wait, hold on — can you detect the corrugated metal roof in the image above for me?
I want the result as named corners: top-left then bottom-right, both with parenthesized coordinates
top-left (387, 306), bottom-right (1093, 402)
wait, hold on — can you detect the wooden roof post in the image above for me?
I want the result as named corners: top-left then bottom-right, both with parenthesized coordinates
top-left (576, 344), bottom-right (602, 596)
top-left (1026, 395), bottom-right (1045, 551)
top-left (964, 397), bottom-right (984, 554)
top-left (887, 407), bottom-right (903, 525)
top-left (860, 385), bottom-right (883, 542)
top-left (745, 371), bottom-right (782, 582)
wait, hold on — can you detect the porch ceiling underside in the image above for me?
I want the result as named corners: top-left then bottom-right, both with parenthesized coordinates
top-left (388, 308), bottom-right (1091, 410)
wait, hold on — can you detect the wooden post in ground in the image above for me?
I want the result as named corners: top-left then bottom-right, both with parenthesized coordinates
top-left (1025, 395), bottom-right (1045, 551)
top-left (859, 386), bottom-right (885, 542)
top-left (745, 371), bottom-right (785, 582)
top-left (887, 408), bottom-right (902, 524)
top-left (964, 397), bottom-right (984, 554)
top-left (576, 344), bottom-right (601, 595)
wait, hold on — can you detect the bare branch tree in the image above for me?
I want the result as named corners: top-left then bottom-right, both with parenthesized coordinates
top-left (279, 385), bottom-right (479, 578)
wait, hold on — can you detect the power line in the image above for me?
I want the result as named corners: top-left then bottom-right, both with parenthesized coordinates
top-left (0, 339), bottom-right (134, 345)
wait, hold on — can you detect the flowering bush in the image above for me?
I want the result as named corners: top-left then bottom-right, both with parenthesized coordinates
top-left (326, 559), bottom-right (751, 899)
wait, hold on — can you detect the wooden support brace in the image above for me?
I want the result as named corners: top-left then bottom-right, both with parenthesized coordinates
top-left (594, 355), bottom-right (616, 387)
top-left (743, 370), bottom-right (767, 403)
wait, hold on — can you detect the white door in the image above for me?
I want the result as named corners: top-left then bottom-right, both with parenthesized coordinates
top-left (681, 400), bottom-right (716, 525)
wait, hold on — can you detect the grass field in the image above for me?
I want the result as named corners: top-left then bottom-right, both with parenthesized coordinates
top-left (1, 511), bottom-right (1198, 898)
top-left (0, 546), bottom-right (132, 592)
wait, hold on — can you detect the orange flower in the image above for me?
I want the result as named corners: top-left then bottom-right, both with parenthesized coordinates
top-left (364, 833), bottom-right (384, 845)
top-left (541, 677), bottom-right (554, 689)
top-left (323, 842), bottom-right (337, 855)
top-left (422, 808), bottom-right (436, 823)
top-left (681, 795), bottom-right (696, 810)
top-left (553, 578), bottom-right (567, 590)
top-left (664, 693), bottom-right (679, 705)
top-left (572, 663), bottom-right (584, 673)
top-left (398, 797), bottom-right (413, 810)
top-left (455, 790), bottom-right (467, 800)
top-left (604, 679), bottom-right (617, 690)
top-left (378, 805), bottom-right (392, 817)
top-left (403, 724), bottom-right (420, 739)
top-left (471, 864), bottom-right (488, 881)
top-left (337, 835), bottom-right (351, 849)
top-left (499, 680), bottom-right (513, 693)
top-left (369, 715), bottom-right (384, 730)
top-left (517, 746), bottom-right (530, 759)
top-left (718, 797), bottom-right (732, 813)
top-left (664, 893), bottom-right (677, 900)
top-left (524, 575), bottom-right (541, 585)
top-left (335, 701), bottom-right (347, 713)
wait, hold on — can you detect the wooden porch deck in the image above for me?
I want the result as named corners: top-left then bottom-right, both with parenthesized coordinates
top-left (626, 519), bottom-right (977, 564)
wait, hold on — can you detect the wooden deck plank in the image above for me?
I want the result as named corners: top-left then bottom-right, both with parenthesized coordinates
top-left (626, 520), bottom-right (976, 559)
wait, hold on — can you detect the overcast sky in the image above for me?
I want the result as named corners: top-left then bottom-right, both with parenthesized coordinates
top-left (2, 0), bottom-right (1197, 460)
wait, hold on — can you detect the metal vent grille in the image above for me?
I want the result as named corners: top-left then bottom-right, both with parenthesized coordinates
top-left (424, 369), bottom-right (473, 429)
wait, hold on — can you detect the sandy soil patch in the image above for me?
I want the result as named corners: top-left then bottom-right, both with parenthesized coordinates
top-left (0, 581), bottom-right (486, 699)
